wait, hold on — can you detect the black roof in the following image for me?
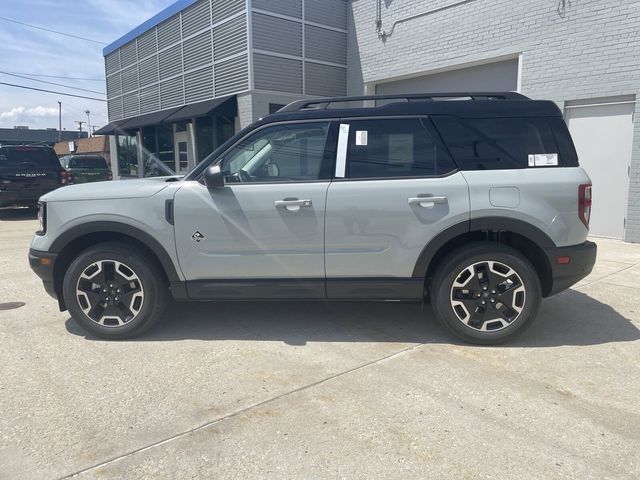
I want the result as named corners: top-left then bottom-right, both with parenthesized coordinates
top-left (259, 92), bottom-right (562, 126)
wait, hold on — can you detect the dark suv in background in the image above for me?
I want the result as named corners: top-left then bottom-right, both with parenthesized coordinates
top-left (0, 145), bottom-right (71, 208)
top-left (59, 154), bottom-right (112, 183)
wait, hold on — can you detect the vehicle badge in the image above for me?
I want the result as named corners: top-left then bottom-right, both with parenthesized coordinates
top-left (192, 231), bottom-right (205, 243)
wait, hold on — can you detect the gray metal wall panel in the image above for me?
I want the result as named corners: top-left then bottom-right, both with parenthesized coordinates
top-left (138, 55), bottom-right (159, 87)
top-left (211, 0), bottom-right (245, 22)
top-left (252, 0), bottom-right (301, 18)
top-left (252, 12), bottom-right (302, 57)
top-left (215, 54), bottom-right (248, 96)
top-left (121, 66), bottom-right (139, 94)
top-left (137, 29), bottom-right (157, 59)
top-left (139, 85), bottom-right (160, 113)
top-left (305, 0), bottom-right (347, 30)
top-left (120, 41), bottom-right (137, 68)
top-left (105, 52), bottom-right (120, 75)
top-left (254, 54), bottom-right (302, 94)
top-left (160, 76), bottom-right (184, 108)
top-left (213, 15), bottom-right (247, 59)
top-left (305, 61), bottom-right (346, 96)
top-left (183, 31), bottom-right (212, 71)
top-left (305, 25), bottom-right (346, 65)
top-left (106, 72), bottom-right (122, 97)
top-left (182, 0), bottom-right (210, 37)
top-left (108, 98), bottom-right (123, 120)
top-left (185, 67), bottom-right (214, 103)
top-left (123, 92), bottom-right (140, 117)
top-left (159, 44), bottom-right (182, 80)
top-left (157, 14), bottom-right (181, 50)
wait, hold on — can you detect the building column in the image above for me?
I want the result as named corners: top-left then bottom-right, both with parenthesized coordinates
top-left (136, 129), bottom-right (144, 178)
top-left (108, 135), bottom-right (119, 180)
top-left (188, 120), bottom-right (197, 169)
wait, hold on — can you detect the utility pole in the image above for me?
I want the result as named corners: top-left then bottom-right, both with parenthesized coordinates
top-left (75, 120), bottom-right (85, 137)
top-left (84, 110), bottom-right (91, 137)
top-left (58, 101), bottom-right (62, 142)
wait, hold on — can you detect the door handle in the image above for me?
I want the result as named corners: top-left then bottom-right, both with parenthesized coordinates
top-left (408, 195), bottom-right (448, 208)
top-left (274, 199), bottom-right (312, 211)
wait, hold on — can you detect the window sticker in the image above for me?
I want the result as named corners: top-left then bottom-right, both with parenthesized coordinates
top-left (528, 153), bottom-right (558, 167)
top-left (355, 130), bottom-right (368, 146)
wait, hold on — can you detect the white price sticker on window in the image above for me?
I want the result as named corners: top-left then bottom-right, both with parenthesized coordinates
top-left (355, 130), bottom-right (368, 146)
top-left (528, 153), bottom-right (558, 167)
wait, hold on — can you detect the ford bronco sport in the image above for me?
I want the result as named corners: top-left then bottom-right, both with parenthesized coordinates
top-left (29, 93), bottom-right (597, 344)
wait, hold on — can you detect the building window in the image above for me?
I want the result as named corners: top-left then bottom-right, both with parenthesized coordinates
top-left (116, 133), bottom-right (138, 177)
top-left (196, 116), bottom-right (214, 163)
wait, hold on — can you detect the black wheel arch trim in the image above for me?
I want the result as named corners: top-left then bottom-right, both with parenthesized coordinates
top-left (49, 221), bottom-right (181, 283)
top-left (412, 217), bottom-right (556, 279)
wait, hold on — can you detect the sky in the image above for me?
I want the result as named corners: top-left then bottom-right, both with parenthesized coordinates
top-left (0, 0), bottom-right (175, 132)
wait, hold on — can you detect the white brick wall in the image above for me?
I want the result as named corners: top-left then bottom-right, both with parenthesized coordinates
top-left (348, 0), bottom-right (640, 242)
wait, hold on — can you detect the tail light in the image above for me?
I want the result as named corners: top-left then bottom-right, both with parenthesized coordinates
top-left (60, 170), bottom-right (73, 185)
top-left (578, 183), bottom-right (592, 228)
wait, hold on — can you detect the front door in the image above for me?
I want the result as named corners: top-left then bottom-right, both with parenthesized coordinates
top-left (324, 117), bottom-right (470, 299)
top-left (173, 121), bottom-right (336, 299)
top-left (174, 131), bottom-right (191, 175)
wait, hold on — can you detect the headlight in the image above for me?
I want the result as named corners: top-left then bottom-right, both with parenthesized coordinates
top-left (36, 202), bottom-right (46, 235)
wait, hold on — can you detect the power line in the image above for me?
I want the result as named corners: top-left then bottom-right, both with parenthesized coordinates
top-left (2, 71), bottom-right (104, 82)
top-left (0, 16), bottom-right (107, 45)
top-left (0, 82), bottom-right (107, 102)
top-left (0, 71), bottom-right (106, 95)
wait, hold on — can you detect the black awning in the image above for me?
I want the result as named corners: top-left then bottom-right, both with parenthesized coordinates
top-left (119, 106), bottom-right (184, 130)
top-left (94, 119), bottom-right (130, 136)
top-left (163, 95), bottom-right (237, 123)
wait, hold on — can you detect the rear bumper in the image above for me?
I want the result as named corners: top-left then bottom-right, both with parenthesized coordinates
top-left (0, 189), bottom-right (51, 207)
top-left (544, 240), bottom-right (597, 296)
top-left (28, 249), bottom-right (58, 300)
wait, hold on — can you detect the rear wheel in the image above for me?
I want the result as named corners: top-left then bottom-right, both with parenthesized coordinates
top-left (430, 242), bottom-right (541, 344)
top-left (63, 242), bottom-right (168, 339)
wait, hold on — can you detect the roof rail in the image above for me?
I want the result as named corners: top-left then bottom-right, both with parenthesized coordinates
top-left (279, 92), bottom-right (530, 112)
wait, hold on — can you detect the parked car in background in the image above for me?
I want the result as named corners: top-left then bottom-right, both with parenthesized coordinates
top-left (0, 145), bottom-right (71, 208)
top-left (59, 154), bottom-right (112, 183)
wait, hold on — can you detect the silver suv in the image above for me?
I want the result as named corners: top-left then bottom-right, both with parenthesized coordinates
top-left (29, 93), bottom-right (597, 344)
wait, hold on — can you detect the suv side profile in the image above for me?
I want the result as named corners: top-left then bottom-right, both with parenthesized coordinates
top-left (29, 93), bottom-right (597, 344)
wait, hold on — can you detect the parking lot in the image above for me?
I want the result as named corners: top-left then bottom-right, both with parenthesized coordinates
top-left (1, 208), bottom-right (639, 479)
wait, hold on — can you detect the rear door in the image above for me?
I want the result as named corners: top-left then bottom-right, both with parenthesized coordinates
top-left (324, 117), bottom-right (470, 299)
top-left (0, 147), bottom-right (62, 199)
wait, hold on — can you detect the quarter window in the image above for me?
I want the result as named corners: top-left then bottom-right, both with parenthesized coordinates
top-left (346, 118), bottom-right (454, 179)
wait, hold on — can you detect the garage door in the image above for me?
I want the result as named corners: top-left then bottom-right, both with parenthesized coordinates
top-left (375, 58), bottom-right (519, 95)
top-left (565, 97), bottom-right (635, 239)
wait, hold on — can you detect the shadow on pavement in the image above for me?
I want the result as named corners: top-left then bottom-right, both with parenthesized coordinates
top-left (65, 289), bottom-right (639, 347)
top-left (0, 207), bottom-right (38, 221)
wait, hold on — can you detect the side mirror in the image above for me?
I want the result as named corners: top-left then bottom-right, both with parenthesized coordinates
top-left (204, 165), bottom-right (224, 188)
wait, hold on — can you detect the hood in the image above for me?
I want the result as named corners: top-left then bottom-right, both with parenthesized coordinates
top-left (41, 177), bottom-right (175, 202)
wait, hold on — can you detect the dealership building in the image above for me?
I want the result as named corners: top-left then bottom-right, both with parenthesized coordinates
top-left (99, 0), bottom-right (640, 242)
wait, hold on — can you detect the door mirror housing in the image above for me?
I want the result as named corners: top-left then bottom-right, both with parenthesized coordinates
top-left (204, 165), bottom-right (224, 188)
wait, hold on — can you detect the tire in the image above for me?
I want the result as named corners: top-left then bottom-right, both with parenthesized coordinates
top-left (430, 242), bottom-right (541, 345)
top-left (62, 242), bottom-right (169, 339)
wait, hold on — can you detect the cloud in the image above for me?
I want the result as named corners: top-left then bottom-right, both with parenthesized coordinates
top-left (0, 106), bottom-right (59, 124)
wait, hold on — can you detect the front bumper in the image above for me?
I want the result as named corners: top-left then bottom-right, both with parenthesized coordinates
top-left (544, 240), bottom-right (597, 296)
top-left (28, 249), bottom-right (58, 300)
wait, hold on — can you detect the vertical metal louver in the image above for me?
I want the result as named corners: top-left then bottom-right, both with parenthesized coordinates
top-left (183, 31), bottom-right (212, 71)
top-left (123, 92), bottom-right (140, 117)
top-left (252, 13), bottom-right (302, 57)
top-left (138, 55), bottom-right (159, 87)
top-left (160, 76), bottom-right (184, 108)
top-left (157, 14), bottom-right (181, 50)
top-left (305, 62), bottom-right (346, 96)
top-left (139, 85), bottom-right (160, 113)
top-left (108, 97), bottom-right (124, 120)
top-left (182, 0), bottom-right (210, 37)
top-left (137, 29), bottom-right (158, 59)
top-left (253, 54), bottom-right (302, 94)
top-left (121, 66), bottom-right (139, 94)
top-left (159, 44), bottom-right (183, 80)
top-left (215, 54), bottom-right (248, 96)
top-left (185, 67), bottom-right (214, 103)
top-left (211, 0), bottom-right (245, 23)
top-left (305, 25), bottom-right (347, 65)
top-left (120, 41), bottom-right (137, 68)
top-left (105, 52), bottom-right (120, 76)
top-left (253, 0), bottom-right (301, 18)
top-left (213, 14), bottom-right (247, 59)
top-left (106, 73), bottom-right (122, 97)
top-left (305, 0), bottom-right (347, 30)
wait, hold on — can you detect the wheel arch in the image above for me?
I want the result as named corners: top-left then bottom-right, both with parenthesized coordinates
top-left (414, 218), bottom-right (555, 298)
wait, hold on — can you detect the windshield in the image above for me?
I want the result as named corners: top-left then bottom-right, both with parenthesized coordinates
top-left (0, 147), bottom-right (60, 168)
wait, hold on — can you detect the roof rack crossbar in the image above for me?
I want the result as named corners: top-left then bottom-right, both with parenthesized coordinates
top-left (279, 92), bottom-right (529, 112)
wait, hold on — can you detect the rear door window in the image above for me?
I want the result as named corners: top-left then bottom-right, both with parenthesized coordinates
top-left (432, 117), bottom-right (562, 170)
top-left (0, 147), bottom-right (60, 168)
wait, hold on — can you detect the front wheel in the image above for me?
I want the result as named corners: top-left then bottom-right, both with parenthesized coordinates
top-left (430, 242), bottom-right (541, 345)
top-left (63, 242), bottom-right (168, 339)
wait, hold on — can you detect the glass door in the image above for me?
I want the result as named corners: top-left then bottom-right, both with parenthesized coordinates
top-left (174, 130), bottom-right (191, 174)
